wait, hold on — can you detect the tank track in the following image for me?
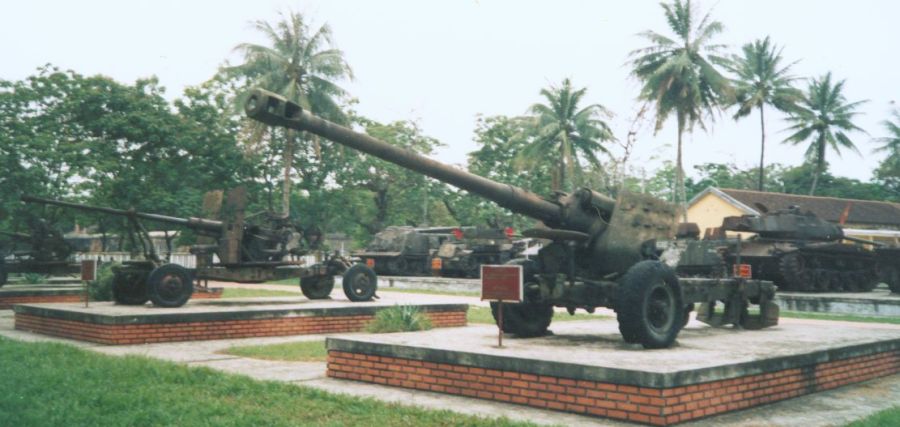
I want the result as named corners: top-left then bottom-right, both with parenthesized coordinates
top-left (777, 250), bottom-right (878, 292)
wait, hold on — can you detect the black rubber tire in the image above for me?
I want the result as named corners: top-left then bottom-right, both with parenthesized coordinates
top-left (489, 301), bottom-right (553, 338)
top-left (147, 264), bottom-right (193, 308)
top-left (615, 260), bottom-right (684, 349)
top-left (0, 261), bottom-right (7, 287)
top-left (883, 266), bottom-right (900, 294)
top-left (111, 270), bottom-right (150, 305)
top-left (300, 275), bottom-right (335, 299)
top-left (681, 303), bottom-right (694, 329)
top-left (342, 264), bottom-right (377, 302)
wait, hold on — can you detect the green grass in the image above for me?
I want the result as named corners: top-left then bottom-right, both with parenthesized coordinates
top-left (265, 278), bottom-right (304, 286)
top-left (846, 406), bottom-right (900, 426)
top-left (467, 306), bottom-right (611, 325)
top-left (221, 340), bottom-right (328, 362)
top-left (0, 337), bottom-right (536, 427)
top-left (220, 288), bottom-right (301, 298)
top-left (779, 310), bottom-right (900, 325)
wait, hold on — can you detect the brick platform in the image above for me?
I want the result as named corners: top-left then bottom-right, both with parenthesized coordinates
top-left (0, 285), bottom-right (84, 309)
top-left (14, 300), bottom-right (467, 345)
top-left (325, 322), bottom-right (900, 426)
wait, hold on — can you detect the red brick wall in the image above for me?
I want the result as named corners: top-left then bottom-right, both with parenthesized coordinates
top-left (15, 309), bottom-right (466, 345)
top-left (0, 295), bottom-right (82, 309)
top-left (327, 349), bottom-right (900, 426)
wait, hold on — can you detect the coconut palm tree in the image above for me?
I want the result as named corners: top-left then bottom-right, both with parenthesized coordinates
top-left (727, 36), bottom-right (802, 192)
top-left (875, 109), bottom-right (900, 156)
top-left (228, 11), bottom-right (353, 215)
top-left (629, 0), bottom-right (732, 220)
top-left (783, 72), bottom-right (867, 195)
top-left (523, 78), bottom-right (615, 192)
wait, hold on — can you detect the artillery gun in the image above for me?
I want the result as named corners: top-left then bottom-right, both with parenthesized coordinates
top-left (0, 218), bottom-right (80, 286)
top-left (354, 226), bottom-right (453, 276)
top-left (245, 89), bottom-right (779, 348)
top-left (714, 206), bottom-right (899, 292)
top-left (22, 187), bottom-right (378, 307)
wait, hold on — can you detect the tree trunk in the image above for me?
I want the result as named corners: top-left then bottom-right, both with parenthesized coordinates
top-left (809, 140), bottom-right (825, 196)
top-left (282, 129), bottom-right (295, 216)
top-left (757, 104), bottom-right (766, 192)
top-left (676, 121), bottom-right (688, 222)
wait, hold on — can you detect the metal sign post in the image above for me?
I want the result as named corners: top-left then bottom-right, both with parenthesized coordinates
top-left (80, 259), bottom-right (97, 308)
top-left (481, 265), bottom-right (523, 348)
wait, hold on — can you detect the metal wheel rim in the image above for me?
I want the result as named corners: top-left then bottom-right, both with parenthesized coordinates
top-left (645, 282), bottom-right (675, 334)
top-left (158, 274), bottom-right (185, 301)
top-left (349, 274), bottom-right (371, 296)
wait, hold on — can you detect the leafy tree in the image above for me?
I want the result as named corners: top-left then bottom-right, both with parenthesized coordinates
top-left (873, 109), bottom-right (900, 201)
top-left (227, 10), bottom-right (353, 215)
top-left (726, 36), bottom-right (801, 191)
top-left (524, 79), bottom-right (614, 192)
top-left (630, 0), bottom-right (732, 220)
top-left (782, 72), bottom-right (867, 195)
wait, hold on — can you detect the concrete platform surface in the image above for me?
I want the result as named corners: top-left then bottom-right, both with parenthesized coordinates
top-left (776, 288), bottom-right (900, 317)
top-left (0, 283), bottom-right (83, 296)
top-left (328, 320), bottom-right (900, 388)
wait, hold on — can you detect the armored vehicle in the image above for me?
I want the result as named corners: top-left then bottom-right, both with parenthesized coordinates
top-left (0, 218), bottom-right (80, 286)
top-left (245, 89), bottom-right (779, 348)
top-left (22, 187), bottom-right (377, 307)
top-left (355, 226), bottom-right (453, 276)
top-left (432, 227), bottom-right (525, 278)
top-left (716, 206), bottom-right (896, 292)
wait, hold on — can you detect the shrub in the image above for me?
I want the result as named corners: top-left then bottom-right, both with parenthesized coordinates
top-left (22, 273), bottom-right (47, 284)
top-left (89, 262), bottom-right (119, 301)
top-left (366, 305), bottom-right (432, 333)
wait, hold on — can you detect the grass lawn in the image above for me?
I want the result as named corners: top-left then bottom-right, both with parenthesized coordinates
top-left (220, 288), bottom-right (301, 298)
top-left (467, 306), bottom-right (610, 325)
top-left (0, 337), bottom-right (536, 427)
top-left (847, 406), bottom-right (900, 426)
top-left (221, 340), bottom-right (327, 362)
top-left (378, 287), bottom-right (480, 297)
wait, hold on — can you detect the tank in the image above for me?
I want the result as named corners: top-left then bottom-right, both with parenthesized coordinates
top-left (432, 227), bottom-right (525, 278)
top-left (0, 217), bottom-right (79, 287)
top-left (245, 89), bottom-right (779, 349)
top-left (355, 226), bottom-right (453, 276)
top-left (717, 206), bottom-right (891, 292)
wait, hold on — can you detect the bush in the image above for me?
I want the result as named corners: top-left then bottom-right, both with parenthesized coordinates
top-left (89, 262), bottom-right (119, 301)
top-left (366, 305), bottom-right (432, 333)
top-left (22, 273), bottom-right (47, 284)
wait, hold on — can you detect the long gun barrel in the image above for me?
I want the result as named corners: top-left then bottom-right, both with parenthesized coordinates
top-left (21, 195), bottom-right (223, 233)
top-left (244, 89), bottom-right (586, 228)
top-left (0, 230), bottom-right (32, 241)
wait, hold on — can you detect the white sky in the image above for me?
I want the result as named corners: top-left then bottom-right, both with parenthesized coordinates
top-left (3, 0), bottom-right (897, 183)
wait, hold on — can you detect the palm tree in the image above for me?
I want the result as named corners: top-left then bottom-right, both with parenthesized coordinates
top-left (228, 11), bottom-right (353, 215)
top-left (629, 0), bottom-right (732, 220)
top-left (783, 72), bottom-right (867, 195)
top-left (523, 78), bottom-right (615, 192)
top-left (727, 36), bottom-right (801, 192)
top-left (875, 109), bottom-right (900, 155)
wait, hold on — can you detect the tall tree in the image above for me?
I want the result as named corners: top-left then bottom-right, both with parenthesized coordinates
top-left (727, 36), bottom-right (801, 191)
top-left (523, 78), bottom-right (614, 192)
top-left (873, 109), bottom-right (900, 201)
top-left (783, 72), bottom-right (867, 195)
top-left (228, 11), bottom-right (353, 215)
top-left (874, 109), bottom-right (900, 156)
top-left (630, 0), bottom-right (732, 220)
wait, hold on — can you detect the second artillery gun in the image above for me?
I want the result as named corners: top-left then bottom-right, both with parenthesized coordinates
top-left (22, 187), bottom-right (378, 307)
top-left (0, 218), bottom-right (80, 286)
top-left (245, 89), bottom-right (779, 349)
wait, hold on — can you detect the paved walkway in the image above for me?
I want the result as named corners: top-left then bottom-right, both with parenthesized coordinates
top-left (2, 288), bottom-right (900, 426)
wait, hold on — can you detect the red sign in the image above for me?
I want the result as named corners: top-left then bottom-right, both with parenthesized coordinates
top-left (365, 258), bottom-right (375, 268)
top-left (81, 259), bottom-right (97, 282)
top-left (481, 265), bottom-right (522, 302)
top-left (733, 263), bottom-right (752, 279)
top-left (431, 257), bottom-right (443, 270)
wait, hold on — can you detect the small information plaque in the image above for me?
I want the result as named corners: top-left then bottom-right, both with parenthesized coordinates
top-left (481, 265), bottom-right (522, 302)
top-left (81, 259), bottom-right (97, 282)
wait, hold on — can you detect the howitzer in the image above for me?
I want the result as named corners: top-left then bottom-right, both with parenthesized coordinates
top-left (245, 89), bottom-right (779, 348)
top-left (0, 218), bottom-right (79, 286)
top-left (22, 187), bottom-right (378, 307)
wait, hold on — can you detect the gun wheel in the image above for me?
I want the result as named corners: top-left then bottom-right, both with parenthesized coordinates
top-left (489, 301), bottom-right (553, 338)
top-left (300, 275), bottom-right (334, 299)
top-left (111, 270), bottom-right (149, 305)
top-left (342, 264), bottom-right (377, 302)
top-left (147, 264), bottom-right (193, 308)
top-left (616, 261), bottom-right (684, 349)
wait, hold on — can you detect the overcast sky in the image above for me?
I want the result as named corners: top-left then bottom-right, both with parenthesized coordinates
top-left (3, 0), bottom-right (897, 183)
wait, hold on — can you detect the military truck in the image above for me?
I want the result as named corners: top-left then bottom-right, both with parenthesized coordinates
top-left (431, 227), bottom-right (525, 278)
top-left (245, 89), bottom-right (779, 349)
top-left (354, 226), bottom-right (455, 276)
